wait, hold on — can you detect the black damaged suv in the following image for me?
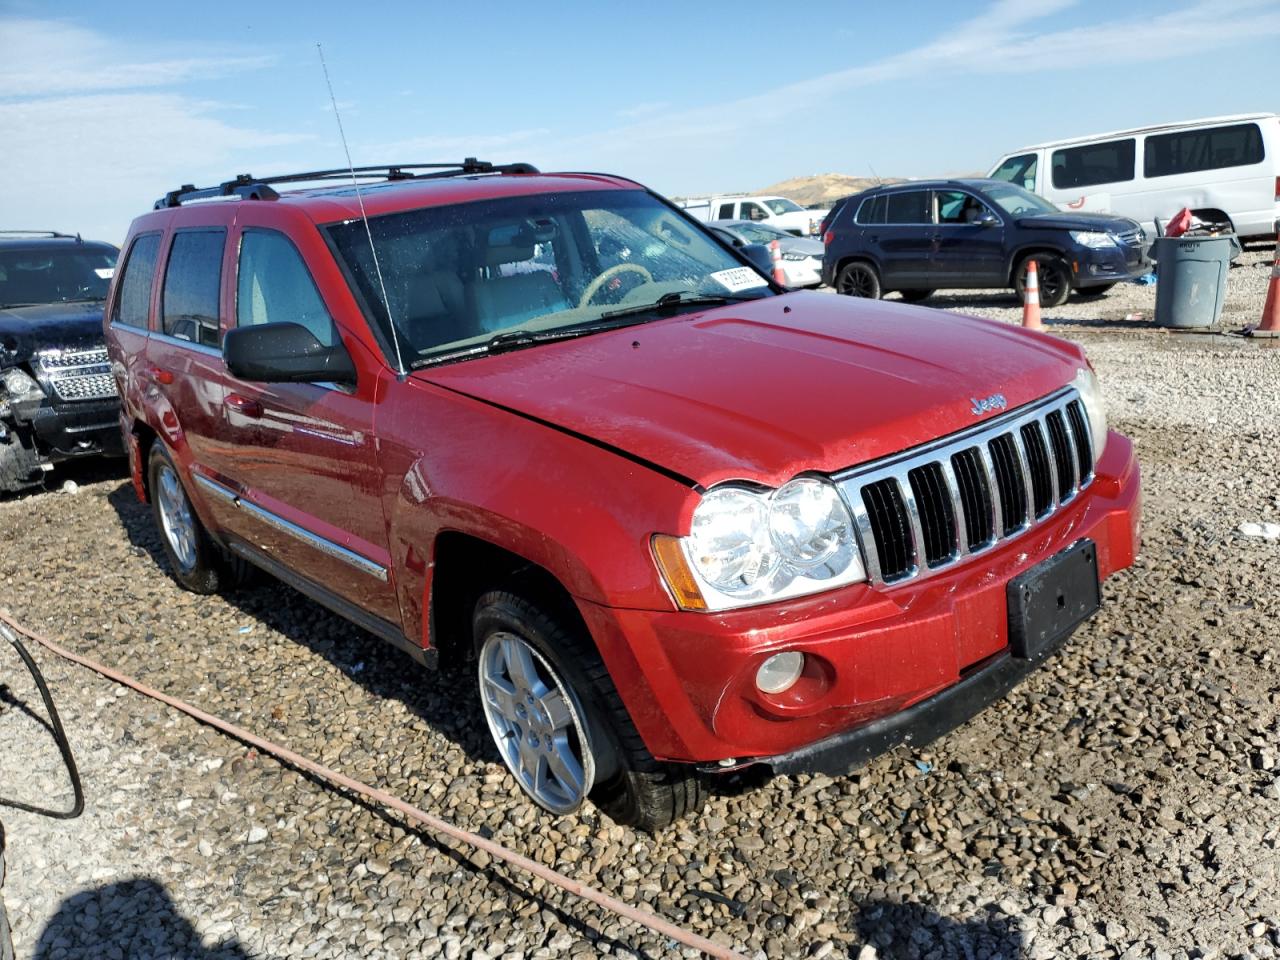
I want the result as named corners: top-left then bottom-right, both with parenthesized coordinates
top-left (821, 179), bottom-right (1149, 307)
top-left (0, 231), bottom-right (124, 493)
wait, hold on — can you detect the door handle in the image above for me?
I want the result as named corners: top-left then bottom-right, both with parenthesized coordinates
top-left (225, 394), bottom-right (263, 419)
top-left (146, 365), bottom-right (174, 385)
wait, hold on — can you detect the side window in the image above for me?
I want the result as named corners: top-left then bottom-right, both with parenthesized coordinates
top-left (1144, 123), bottom-right (1265, 178)
top-left (112, 233), bottom-right (161, 329)
top-left (935, 191), bottom-right (991, 225)
top-left (855, 195), bottom-right (887, 225)
top-left (991, 153), bottom-right (1038, 190)
top-left (717, 203), bottom-right (736, 219)
top-left (884, 191), bottom-right (931, 224)
top-left (1051, 139), bottom-right (1135, 189)
top-left (236, 231), bottom-right (337, 347)
top-left (161, 229), bottom-right (225, 348)
top-left (741, 202), bottom-right (768, 222)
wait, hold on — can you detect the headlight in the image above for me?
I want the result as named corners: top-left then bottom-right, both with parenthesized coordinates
top-left (1, 367), bottom-right (43, 398)
top-left (1073, 366), bottom-right (1108, 460)
top-left (654, 478), bottom-right (867, 611)
top-left (1069, 231), bottom-right (1116, 249)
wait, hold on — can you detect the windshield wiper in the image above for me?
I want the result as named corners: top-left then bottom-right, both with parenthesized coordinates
top-left (599, 290), bottom-right (764, 322)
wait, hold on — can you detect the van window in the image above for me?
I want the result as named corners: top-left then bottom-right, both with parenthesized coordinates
top-left (855, 195), bottom-right (886, 225)
top-left (884, 191), bottom-right (930, 224)
top-left (991, 153), bottom-right (1038, 190)
top-left (236, 230), bottom-right (338, 348)
top-left (112, 233), bottom-right (161, 329)
top-left (1144, 123), bottom-right (1265, 178)
top-left (1051, 139), bottom-right (1135, 189)
top-left (161, 229), bottom-right (225, 348)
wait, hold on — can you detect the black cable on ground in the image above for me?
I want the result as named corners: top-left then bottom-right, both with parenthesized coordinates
top-left (0, 623), bottom-right (83, 819)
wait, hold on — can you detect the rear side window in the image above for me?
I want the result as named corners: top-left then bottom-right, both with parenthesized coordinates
top-left (991, 153), bottom-right (1038, 190)
top-left (161, 229), bottom-right (225, 348)
top-left (1051, 139), bottom-right (1135, 189)
top-left (717, 202), bottom-right (735, 219)
top-left (884, 191), bottom-right (931, 224)
top-left (855, 195), bottom-right (887, 225)
top-left (112, 233), bottom-right (161, 329)
top-left (1144, 123), bottom-right (1265, 178)
top-left (236, 230), bottom-right (337, 348)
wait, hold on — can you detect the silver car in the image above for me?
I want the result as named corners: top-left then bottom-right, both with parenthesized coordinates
top-left (708, 220), bottom-right (825, 288)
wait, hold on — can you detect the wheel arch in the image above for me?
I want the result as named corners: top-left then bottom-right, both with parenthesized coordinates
top-left (1007, 245), bottom-right (1068, 287)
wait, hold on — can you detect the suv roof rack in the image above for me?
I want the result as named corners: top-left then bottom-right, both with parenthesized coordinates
top-left (0, 230), bottom-right (81, 241)
top-left (153, 159), bottom-right (540, 209)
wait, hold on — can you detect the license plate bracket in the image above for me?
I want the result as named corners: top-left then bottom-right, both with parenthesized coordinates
top-left (1007, 539), bottom-right (1101, 661)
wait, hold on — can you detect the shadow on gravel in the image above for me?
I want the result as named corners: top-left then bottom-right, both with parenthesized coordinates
top-left (32, 878), bottom-right (249, 959)
top-left (854, 899), bottom-right (1026, 959)
top-left (0, 456), bottom-right (128, 504)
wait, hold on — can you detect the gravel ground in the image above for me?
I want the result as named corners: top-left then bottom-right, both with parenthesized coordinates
top-left (1, 249), bottom-right (1279, 960)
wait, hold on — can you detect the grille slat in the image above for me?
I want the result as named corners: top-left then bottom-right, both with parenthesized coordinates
top-left (951, 448), bottom-right (993, 550)
top-left (842, 389), bottom-right (1095, 587)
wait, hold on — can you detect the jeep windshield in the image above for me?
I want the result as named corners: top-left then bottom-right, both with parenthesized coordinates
top-left (0, 248), bottom-right (117, 309)
top-left (324, 189), bottom-right (772, 367)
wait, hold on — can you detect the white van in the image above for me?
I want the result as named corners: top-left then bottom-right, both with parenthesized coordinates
top-left (989, 114), bottom-right (1280, 241)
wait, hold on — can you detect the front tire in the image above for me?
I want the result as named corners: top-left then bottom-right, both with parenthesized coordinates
top-left (473, 591), bottom-right (706, 830)
top-left (835, 261), bottom-right (881, 299)
top-left (1015, 254), bottom-right (1071, 308)
top-left (147, 445), bottom-right (242, 594)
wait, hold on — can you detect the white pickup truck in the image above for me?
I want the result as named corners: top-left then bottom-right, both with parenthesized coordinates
top-left (678, 194), bottom-right (828, 236)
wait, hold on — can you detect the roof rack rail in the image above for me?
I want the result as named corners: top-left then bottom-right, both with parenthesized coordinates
top-left (153, 159), bottom-right (540, 209)
top-left (0, 230), bottom-right (81, 241)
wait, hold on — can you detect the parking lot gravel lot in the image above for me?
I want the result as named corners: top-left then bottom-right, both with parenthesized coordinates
top-left (1, 249), bottom-right (1279, 960)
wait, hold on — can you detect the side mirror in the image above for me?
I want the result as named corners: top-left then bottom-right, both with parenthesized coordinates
top-left (223, 322), bottom-right (357, 385)
top-left (974, 211), bottom-right (1000, 227)
top-left (739, 243), bottom-right (775, 277)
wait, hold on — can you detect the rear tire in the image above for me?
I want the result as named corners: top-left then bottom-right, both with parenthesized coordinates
top-left (897, 289), bottom-right (935, 303)
top-left (1015, 253), bottom-right (1071, 308)
top-left (835, 261), bottom-right (881, 299)
top-left (147, 445), bottom-right (248, 594)
top-left (473, 591), bottom-right (706, 831)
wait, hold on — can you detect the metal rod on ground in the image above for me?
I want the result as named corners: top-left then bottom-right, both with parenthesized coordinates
top-left (0, 610), bottom-right (747, 960)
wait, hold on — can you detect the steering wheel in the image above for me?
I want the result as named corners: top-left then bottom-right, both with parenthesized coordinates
top-left (578, 263), bottom-right (654, 308)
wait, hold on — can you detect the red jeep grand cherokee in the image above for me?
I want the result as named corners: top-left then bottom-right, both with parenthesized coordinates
top-left (105, 161), bottom-right (1140, 829)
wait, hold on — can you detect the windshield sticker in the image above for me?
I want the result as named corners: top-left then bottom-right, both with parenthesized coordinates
top-left (94, 268), bottom-right (115, 279)
top-left (709, 267), bottom-right (768, 293)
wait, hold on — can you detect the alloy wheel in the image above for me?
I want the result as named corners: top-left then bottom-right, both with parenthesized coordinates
top-left (156, 464), bottom-right (197, 573)
top-left (478, 631), bottom-right (596, 815)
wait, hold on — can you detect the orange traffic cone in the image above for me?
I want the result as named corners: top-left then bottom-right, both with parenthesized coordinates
top-left (768, 239), bottom-right (789, 288)
top-left (1022, 260), bottom-right (1044, 331)
top-left (1249, 234), bottom-right (1280, 338)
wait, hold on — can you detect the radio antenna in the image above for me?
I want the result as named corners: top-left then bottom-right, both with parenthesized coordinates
top-left (316, 42), bottom-right (406, 376)
top-left (867, 162), bottom-right (883, 186)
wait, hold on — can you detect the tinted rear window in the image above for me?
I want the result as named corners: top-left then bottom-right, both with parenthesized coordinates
top-left (162, 230), bottom-right (225, 347)
top-left (884, 191), bottom-right (931, 224)
top-left (1144, 123), bottom-right (1265, 178)
top-left (113, 233), bottom-right (161, 329)
top-left (1051, 139), bottom-right (1135, 189)
top-left (855, 195), bottom-right (886, 225)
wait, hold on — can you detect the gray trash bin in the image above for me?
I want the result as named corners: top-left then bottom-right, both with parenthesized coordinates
top-left (1150, 235), bottom-right (1237, 328)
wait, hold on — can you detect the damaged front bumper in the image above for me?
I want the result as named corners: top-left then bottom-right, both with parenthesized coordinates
top-left (1, 393), bottom-right (123, 492)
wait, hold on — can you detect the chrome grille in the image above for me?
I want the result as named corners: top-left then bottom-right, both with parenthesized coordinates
top-left (837, 388), bottom-right (1095, 586)
top-left (34, 348), bottom-right (117, 403)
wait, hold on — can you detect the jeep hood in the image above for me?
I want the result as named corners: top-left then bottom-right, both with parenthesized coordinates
top-left (419, 291), bottom-right (1087, 489)
top-left (0, 301), bottom-right (108, 365)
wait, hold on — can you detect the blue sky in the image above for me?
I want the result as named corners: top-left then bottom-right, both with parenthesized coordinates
top-left (2, 0), bottom-right (1277, 244)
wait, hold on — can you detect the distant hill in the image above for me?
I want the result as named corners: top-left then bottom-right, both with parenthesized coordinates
top-left (758, 173), bottom-right (904, 207)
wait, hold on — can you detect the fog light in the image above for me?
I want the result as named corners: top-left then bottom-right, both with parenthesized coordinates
top-left (755, 651), bottom-right (804, 694)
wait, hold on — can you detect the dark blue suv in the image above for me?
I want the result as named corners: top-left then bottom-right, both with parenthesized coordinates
top-left (820, 179), bottom-right (1149, 307)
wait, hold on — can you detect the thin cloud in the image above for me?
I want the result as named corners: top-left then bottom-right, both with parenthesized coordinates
top-left (0, 17), bottom-right (275, 97)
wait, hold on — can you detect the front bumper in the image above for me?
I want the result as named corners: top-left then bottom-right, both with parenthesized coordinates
top-left (27, 398), bottom-right (124, 460)
top-left (783, 258), bottom-right (824, 288)
top-left (577, 432), bottom-right (1141, 769)
top-left (1071, 242), bottom-right (1150, 288)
